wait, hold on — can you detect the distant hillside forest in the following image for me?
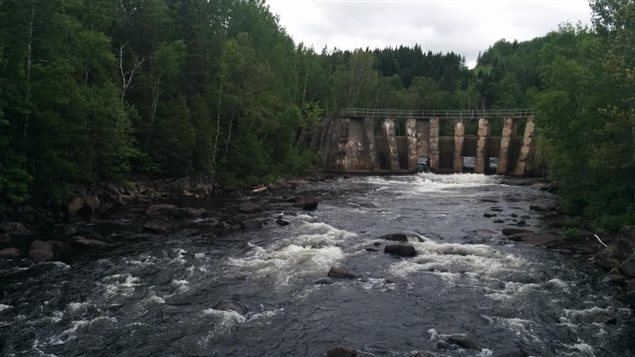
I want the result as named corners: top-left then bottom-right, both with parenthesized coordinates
top-left (0, 0), bottom-right (633, 230)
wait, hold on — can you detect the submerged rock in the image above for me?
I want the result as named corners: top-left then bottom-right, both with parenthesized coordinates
top-left (484, 213), bottom-right (497, 218)
top-left (502, 228), bottom-right (533, 236)
top-left (326, 347), bottom-right (358, 357)
top-left (444, 335), bottom-right (480, 350)
top-left (293, 197), bottom-right (319, 211)
top-left (275, 217), bottom-right (290, 226)
top-left (328, 267), bottom-right (357, 279)
top-left (238, 202), bottom-right (263, 214)
top-left (381, 233), bottom-right (408, 241)
top-left (143, 219), bottom-right (172, 234)
top-left (384, 244), bottom-right (417, 257)
top-left (146, 204), bottom-right (177, 216)
top-left (213, 300), bottom-right (248, 315)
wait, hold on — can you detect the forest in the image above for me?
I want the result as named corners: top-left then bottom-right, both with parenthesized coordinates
top-left (0, 0), bottom-right (633, 231)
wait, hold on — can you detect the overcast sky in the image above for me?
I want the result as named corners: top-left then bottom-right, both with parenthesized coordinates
top-left (266, 0), bottom-right (592, 68)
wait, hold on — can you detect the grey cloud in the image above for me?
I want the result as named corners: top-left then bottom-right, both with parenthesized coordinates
top-left (268, 0), bottom-right (591, 66)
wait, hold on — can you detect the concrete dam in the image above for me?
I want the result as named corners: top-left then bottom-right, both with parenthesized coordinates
top-left (321, 108), bottom-right (537, 176)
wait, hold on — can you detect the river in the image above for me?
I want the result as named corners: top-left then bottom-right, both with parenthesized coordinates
top-left (0, 173), bottom-right (633, 356)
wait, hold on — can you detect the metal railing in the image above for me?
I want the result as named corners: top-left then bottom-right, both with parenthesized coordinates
top-left (340, 108), bottom-right (534, 120)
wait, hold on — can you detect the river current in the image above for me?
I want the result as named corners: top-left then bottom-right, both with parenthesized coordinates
top-left (0, 174), bottom-right (633, 356)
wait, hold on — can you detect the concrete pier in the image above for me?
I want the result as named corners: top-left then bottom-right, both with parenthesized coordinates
top-left (364, 117), bottom-right (381, 170)
top-left (429, 118), bottom-right (440, 172)
top-left (497, 117), bottom-right (516, 175)
top-left (453, 121), bottom-right (465, 173)
top-left (475, 118), bottom-right (490, 174)
top-left (512, 116), bottom-right (535, 176)
top-left (382, 118), bottom-right (400, 171)
top-left (405, 118), bottom-right (418, 171)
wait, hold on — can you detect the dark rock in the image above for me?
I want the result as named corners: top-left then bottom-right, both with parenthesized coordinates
top-left (381, 233), bottom-right (408, 241)
top-left (143, 219), bottom-right (172, 234)
top-left (445, 336), bottom-right (480, 350)
top-left (29, 240), bottom-right (54, 262)
top-left (619, 256), bottom-right (635, 277)
top-left (275, 217), bottom-right (290, 226)
top-left (529, 205), bottom-right (545, 212)
top-left (373, 242), bottom-right (382, 246)
top-left (68, 196), bottom-right (86, 215)
top-left (293, 197), bottom-right (319, 211)
top-left (596, 255), bottom-right (620, 270)
top-left (484, 213), bottom-right (497, 218)
top-left (84, 195), bottom-right (100, 212)
top-left (365, 248), bottom-right (379, 252)
top-left (384, 244), bottom-right (417, 257)
top-left (213, 300), bottom-right (248, 315)
top-left (146, 204), bottom-right (177, 216)
top-left (238, 202), bottom-right (263, 214)
top-left (328, 267), bottom-right (357, 279)
top-left (603, 273), bottom-right (627, 286)
top-left (502, 228), bottom-right (533, 236)
top-left (0, 221), bottom-right (30, 235)
top-left (511, 213), bottom-right (518, 218)
top-left (493, 220), bottom-right (505, 223)
top-left (491, 207), bottom-right (503, 212)
top-left (0, 247), bottom-right (21, 258)
top-left (240, 218), bottom-right (265, 230)
top-left (327, 347), bottom-right (357, 357)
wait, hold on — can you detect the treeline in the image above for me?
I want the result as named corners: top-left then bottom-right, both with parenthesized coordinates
top-left (0, 0), bottom-right (633, 230)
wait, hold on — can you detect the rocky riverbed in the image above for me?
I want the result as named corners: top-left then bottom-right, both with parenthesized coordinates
top-left (0, 173), bottom-right (634, 356)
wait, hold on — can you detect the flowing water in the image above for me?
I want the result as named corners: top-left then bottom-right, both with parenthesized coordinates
top-left (0, 174), bottom-right (633, 356)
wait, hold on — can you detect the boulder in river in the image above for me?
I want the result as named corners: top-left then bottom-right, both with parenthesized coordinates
top-left (238, 202), bottom-right (263, 214)
top-left (326, 347), bottom-right (358, 357)
top-left (213, 300), bottom-right (248, 315)
top-left (444, 335), bottom-right (480, 350)
top-left (0, 247), bottom-right (21, 258)
top-left (275, 217), bottom-right (290, 226)
top-left (146, 204), bottom-right (178, 216)
top-left (29, 240), bottom-right (54, 262)
top-left (328, 267), bottom-right (357, 279)
top-left (381, 233), bottom-right (408, 242)
top-left (293, 197), bottom-right (319, 210)
top-left (143, 219), bottom-right (172, 234)
top-left (484, 213), bottom-right (497, 218)
top-left (384, 244), bottom-right (417, 257)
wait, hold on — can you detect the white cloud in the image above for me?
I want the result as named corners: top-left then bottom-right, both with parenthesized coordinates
top-left (266, 0), bottom-right (592, 67)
